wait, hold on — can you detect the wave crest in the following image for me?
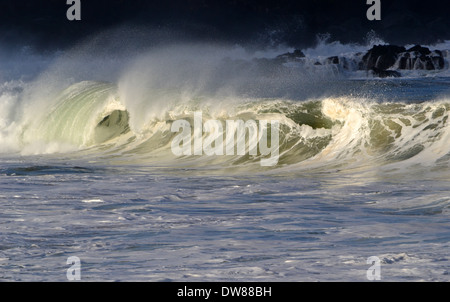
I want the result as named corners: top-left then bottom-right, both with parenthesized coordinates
top-left (4, 81), bottom-right (447, 171)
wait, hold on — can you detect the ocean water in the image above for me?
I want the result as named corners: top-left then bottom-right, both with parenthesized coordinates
top-left (1, 37), bottom-right (450, 281)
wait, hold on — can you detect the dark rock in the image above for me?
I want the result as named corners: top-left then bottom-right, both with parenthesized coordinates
top-left (314, 62), bottom-right (322, 65)
top-left (326, 56), bottom-right (339, 64)
top-left (421, 55), bottom-right (435, 70)
top-left (276, 49), bottom-right (305, 61)
top-left (395, 45), bottom-right (445, 70)
top-left (434, 50), bottom-right (443, 57)
top-left (407, 45), bottom-right (431, 55)
top-left (371, 67), bottom-right (401, 78)
top-left (433, 56), bottom-right (445, 69)
top-left (292, 49), bottom-right (305, 58)
top-left (397, 53), bottom-right (410, 69)
top-left (324, 56), bottom-right (358, 71)
top-left (361, 45), bottom-right (406, 70)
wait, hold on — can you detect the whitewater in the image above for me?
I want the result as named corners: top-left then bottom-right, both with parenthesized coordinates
top-left (1, 33), bottom-right (449, 281)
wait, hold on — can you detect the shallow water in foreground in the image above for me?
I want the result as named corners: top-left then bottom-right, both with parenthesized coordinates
top-left (1, 153), bottom-right (449, 281)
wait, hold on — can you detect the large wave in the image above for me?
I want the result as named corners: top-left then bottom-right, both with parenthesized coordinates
top-left (1, 80), bottom-right (448, 171)
top-left (1, 34), bottom-right (450, 171)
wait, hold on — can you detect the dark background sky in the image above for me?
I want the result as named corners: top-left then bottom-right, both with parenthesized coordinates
top-left (0, 0), bottom-right (449, 51)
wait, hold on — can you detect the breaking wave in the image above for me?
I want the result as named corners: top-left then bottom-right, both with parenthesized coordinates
top-left (1, 80), bottom-right (449, 172)
top-left (1, 35), bottom-right (450, 172)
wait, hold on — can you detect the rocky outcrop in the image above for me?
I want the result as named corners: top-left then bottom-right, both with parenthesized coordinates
top-left (360, 44), bottom-right (446, 72)
top-left (326, 56), bottom-right (339, 64)
top-left (355, 44), bottom-right (447, 77)
top-left (262, 44), bottom-right (446, 79)
top-left (371, 67), bottom-right (401, 78)
top-left (276, 49), bottom-right (305, 62)
top-left (360, 45), bottom-right (406, 70)
top-left (396, 45), bottom-right (445, 70)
